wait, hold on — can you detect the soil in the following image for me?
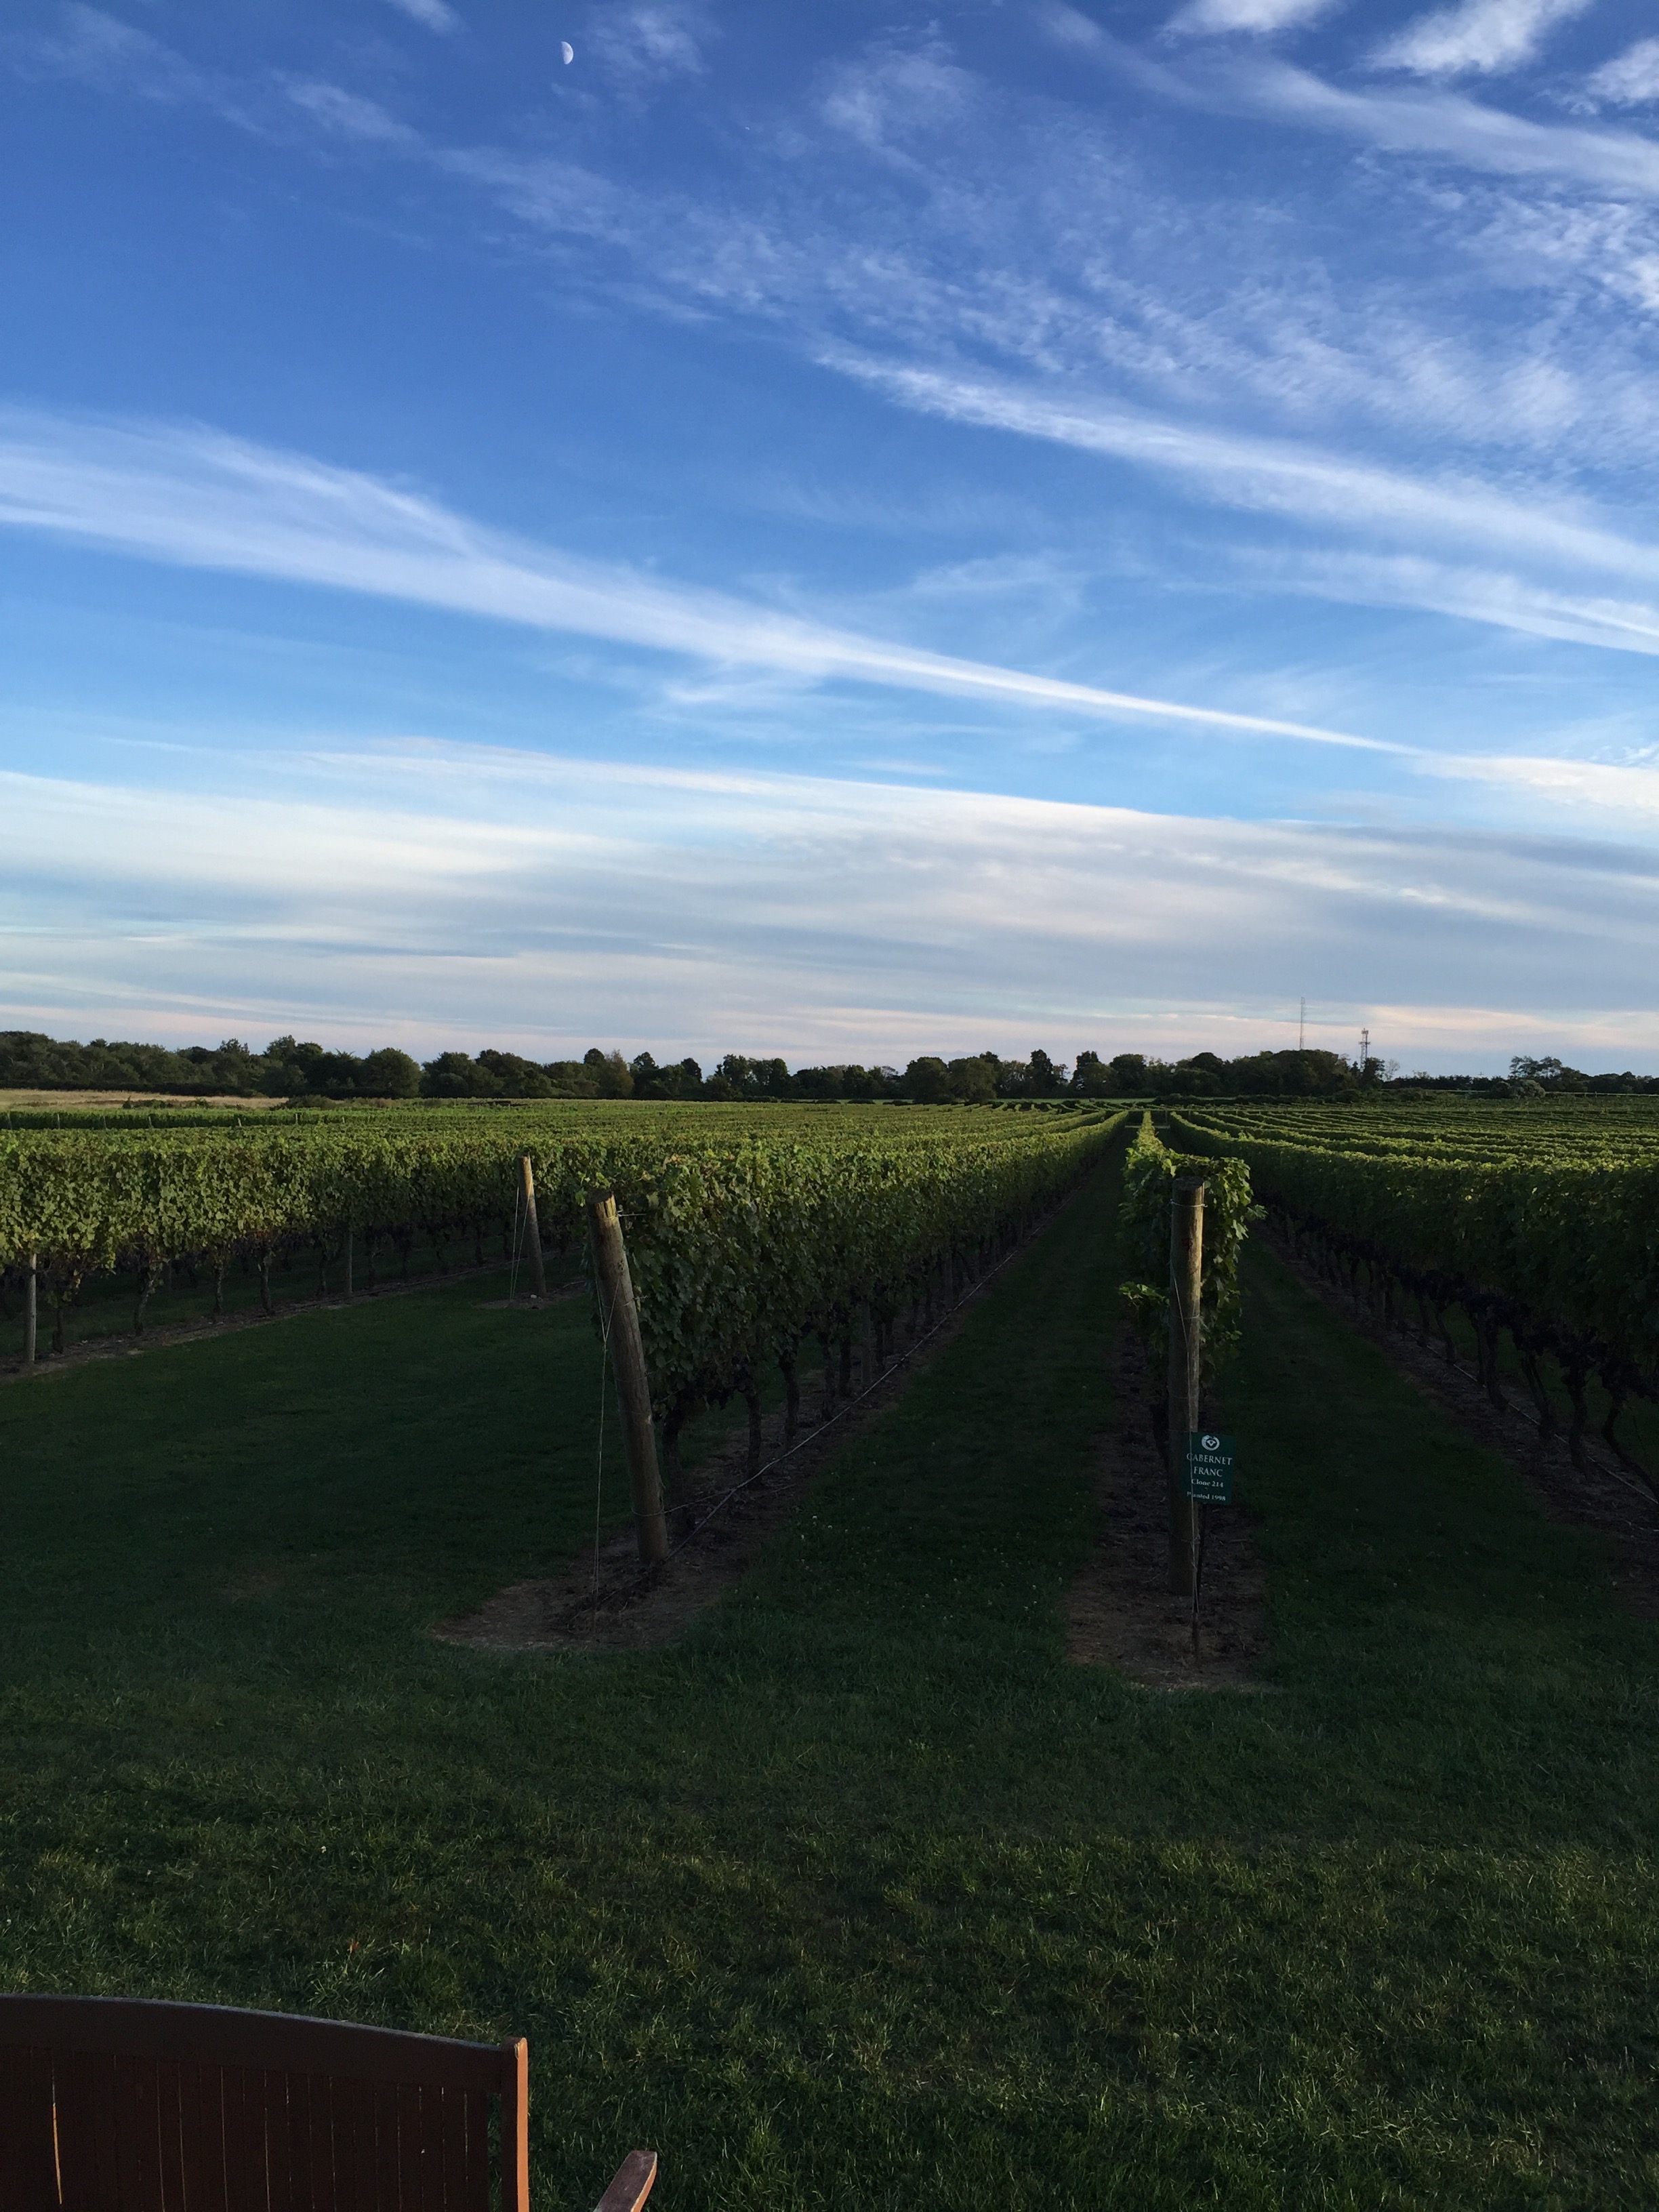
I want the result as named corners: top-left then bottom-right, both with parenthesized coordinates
top-left (1066, 1326), bottom-right (1269, 1689)
top-left (437, 1227), bottom-right (1065, 1657)
top-left (1268, 1231), bottom-right (1659, 1620)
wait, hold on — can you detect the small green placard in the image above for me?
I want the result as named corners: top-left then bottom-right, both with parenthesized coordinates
top-left (1184, 1431), bottom-right (1235, 1503)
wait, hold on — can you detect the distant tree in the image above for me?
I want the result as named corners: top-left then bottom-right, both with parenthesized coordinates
top-left (263, 1038), bottom-right (328, 1096)
top-left (661, 1056), bottom-right (705, 1099)
top-left (308, 1050), bottom-right (368, 1096)
top-left (793, 1064), bottom-right (844, 1100)
top-left (545, 1060), bottom-right (600, 1097)
top-left (903, 1055), bottom-right (951, 1102)
top-left (361, 1047), bottom-right (420, 1097)
top-left (947, 1054), bottom-right (998, 1103)
top-left (476, 1050), bottom-right (554, 1098)
top-left (583, 1047), bottom-right (634, 1098)
top-left (796, 1063), bottom-right (900, 1101)
top-left (420, 1051), bottom-right (501, 1098)
top-left (1107, 1052), bottom-right (1152, 1095)
top-left (702, 1053), bottom-right (792, 1101)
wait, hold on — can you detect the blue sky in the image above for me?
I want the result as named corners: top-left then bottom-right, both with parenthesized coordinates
top-left (3, 0), bottom-right (1658, 1070)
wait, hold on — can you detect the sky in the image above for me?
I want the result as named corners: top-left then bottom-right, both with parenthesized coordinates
top-left (3, 0), bottom-right (1658, 1072)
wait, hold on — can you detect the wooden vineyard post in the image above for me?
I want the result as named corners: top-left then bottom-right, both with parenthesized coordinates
top-left (24, 1252), bottom-right (37, 1369)
top-left (1167, 1179), bottom-right (1204, 1596)
top-left (586, 1191), bottom-right (670, 1566)
top-left (519, 1154), bottom-right (547, 1300)
top-left (344, 1227), bottom-right (354, 1300)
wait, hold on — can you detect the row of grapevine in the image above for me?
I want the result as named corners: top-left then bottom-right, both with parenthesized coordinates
top-left (1170, 1104), bottom-right (1659, 1481)
top-left (1191, 1097), bottom-right (1659, 1167)
top-left (1117, 1113), bottom-right (1260, 1389)
top-left (0, 1109), bottom-right (1125, 1441)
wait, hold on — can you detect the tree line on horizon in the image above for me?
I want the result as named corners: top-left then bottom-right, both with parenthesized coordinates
top-left (1, 1030), bottom-right (1652, 1103)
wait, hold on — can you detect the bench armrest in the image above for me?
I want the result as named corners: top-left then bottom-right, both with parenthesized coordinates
top-left (595, 2148), bottom-right (657, 2212)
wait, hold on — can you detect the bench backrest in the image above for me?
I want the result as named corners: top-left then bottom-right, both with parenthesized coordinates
top-left (0, 1995), bottom-right (529, 2212)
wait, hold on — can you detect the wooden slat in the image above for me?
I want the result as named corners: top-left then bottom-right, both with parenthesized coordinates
top-left (395, 2081), bottom-right (423, 2209)
top-left (91, 2051), bottom-right (125, 2210)
top-left (0, 1999), bottom-right (504, 2092)
top-left (155, 2059), bottom-right (187, 2212)
top-left (301, 2072), bottom-right (340, 2212)
top-left (497, 2041), bottom-right (529, 2212)
top-left (0, 2042), bottom-right (61, 2209)
top-left (594, 2150), bottom-right (658, 2212)
top-left (181, 2058), bottom-right (231, 2212)
top-left (373, 2078), bottom-right (402, 2212)
top-left (266, 2068), bottom-right (298, 2212)
top-left (221, 2064), bottom-right (271, 2212)
top-left (52, 2048), bottom-right (106, 2211)
top-left (417, 2081), bottom-right (449, 2211)
top-left (437, 2087), bottom-right (473, 2212)
top-left (111, 2053), bottom-right (148, 2209)
top-left (136, 2053), bottom-right (176, 2207)
top-left (462, 2088), bottom-right (489, 2212)
top-left (330, 2074), bottom-right (378, 2212)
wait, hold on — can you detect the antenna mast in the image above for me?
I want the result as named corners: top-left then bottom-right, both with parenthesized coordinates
top-left (1298, 998), bottom-right (1306, 1052)
top-left (1358, 1025), bottom-right (1370, 1070)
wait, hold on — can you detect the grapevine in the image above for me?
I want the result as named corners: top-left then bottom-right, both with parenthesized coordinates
top-left (1171, 1100), bottom-right (1659, 1486)
top-left (0, 1107), bottom-right (1126, 1429)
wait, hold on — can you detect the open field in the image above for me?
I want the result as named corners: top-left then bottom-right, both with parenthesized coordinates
top-left (0, 1092), bottom-right (291, 1113)
top-left (0, 1154), bottom-right (1655, 2207)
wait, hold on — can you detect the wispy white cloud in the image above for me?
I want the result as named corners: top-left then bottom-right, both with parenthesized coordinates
top-left (281, 81), bottom-right (419, 145)
top-left (820, 41), bottom-right (976, 155)
top-left (1167, 0), bottom-right (1345, 39)
top-left (1584, 37), bottom-right (1659, 106)
top-left (26, 15), bottom-right (1659, 466)
top-left (384, 0), bottom-right (459, 30)
top-left (1374, 0), bottom-right (1592, 78)
top-left (1222, 57), bottom-right (1659, 192)
top-left (24, 11), bottom-right (1659, 701)
top-left (5, 747), bottom-right (1655, 1061)
top-left (1233, 546), bottom-right (1659, 655)
top-left (834, 357), bottom-right (1659, 586)
top-left (0, 408), bottom-right (1386, 751)
top-left (12, 3), bottom-right (253, 125)
top-left (1423, 748), bottom-right (1659, 819)
top-left (586, 1), bottom-right (708, 88)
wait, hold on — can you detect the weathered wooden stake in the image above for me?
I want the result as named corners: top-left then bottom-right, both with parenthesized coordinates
top-left (344, 1227), bottom-right (354, 1300)
top-left (1167, 1178), bottom-right (1205, 1597)
top-left (519, 1154), bottom-right (547, 1299)
top-left (586, 1190), bottom-right (669, 1565)
top-left (24, 1252), bottom-right (37, 1368)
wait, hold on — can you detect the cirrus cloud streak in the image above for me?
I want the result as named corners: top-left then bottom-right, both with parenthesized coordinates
top-left (0, 406), bottom-right (1391, 752)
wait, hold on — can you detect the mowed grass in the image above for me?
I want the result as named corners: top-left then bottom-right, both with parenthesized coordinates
top-left (0, 1160), bottom-right (1655, 2209)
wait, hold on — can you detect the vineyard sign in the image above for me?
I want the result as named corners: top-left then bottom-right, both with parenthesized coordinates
top-left (1184, 1431), bottom-right (1235, 1503)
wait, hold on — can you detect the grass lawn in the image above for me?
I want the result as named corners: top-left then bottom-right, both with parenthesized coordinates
top-left (0, 1154), bottom-right (1654, 2209)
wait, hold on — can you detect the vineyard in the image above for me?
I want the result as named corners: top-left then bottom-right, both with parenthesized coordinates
top-left (0, 1102), bottom-right (1122, 1459)
top-left (1170, 1097), bottom-right (1659, 1486)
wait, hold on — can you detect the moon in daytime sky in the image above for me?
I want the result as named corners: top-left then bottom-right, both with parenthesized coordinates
top-left (560, 41), bottom-right (574, 64)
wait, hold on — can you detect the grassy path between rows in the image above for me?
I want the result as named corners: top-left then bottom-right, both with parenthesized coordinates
top-left (0, 1155), bottom-right (1655, 2207)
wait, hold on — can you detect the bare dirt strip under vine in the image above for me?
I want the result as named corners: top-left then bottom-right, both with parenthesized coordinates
top-left (1064, 1324), bottom-right (1269, 1689)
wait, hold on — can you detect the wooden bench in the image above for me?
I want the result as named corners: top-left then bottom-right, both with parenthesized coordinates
top-left (0, 1995), bottom-right (657, 2212)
